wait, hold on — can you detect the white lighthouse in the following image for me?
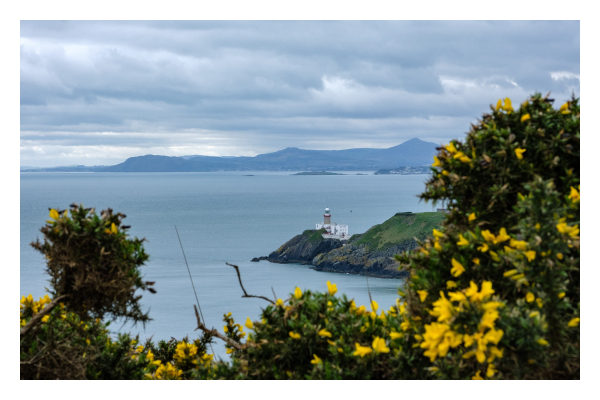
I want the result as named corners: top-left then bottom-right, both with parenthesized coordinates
top-left (316, 207), bottom-right (349, 240)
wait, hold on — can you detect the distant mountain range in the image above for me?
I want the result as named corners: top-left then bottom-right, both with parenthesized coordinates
top-left (22, 138), bottom-right (439, 172)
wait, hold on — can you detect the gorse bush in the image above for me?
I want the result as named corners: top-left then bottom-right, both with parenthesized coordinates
top-left (20, 93), bottom-right (579, 379)
top-left (31, 204), bottom-right (154, 323)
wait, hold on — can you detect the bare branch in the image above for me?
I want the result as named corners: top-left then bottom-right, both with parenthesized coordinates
top-left (20, 295), bottom-right (68, 339)
top-left (225, 263), bottom-right (275, 304)
top-left (193, 305), bottom-right (243, 350)
top-left (271, 287), bottom-right (277, 302)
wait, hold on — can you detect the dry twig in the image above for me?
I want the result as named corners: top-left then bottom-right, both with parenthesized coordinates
top-left (225, 262), bottom-right (275, 304)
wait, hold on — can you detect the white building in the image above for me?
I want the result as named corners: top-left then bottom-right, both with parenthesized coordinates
top-left (316, 208), bottom-right (349, 240)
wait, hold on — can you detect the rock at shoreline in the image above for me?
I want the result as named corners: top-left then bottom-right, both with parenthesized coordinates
top-left (265, 229), bottom-right (343, 264)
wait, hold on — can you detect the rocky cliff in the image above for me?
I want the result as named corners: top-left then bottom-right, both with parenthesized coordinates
top-left (259, 212), bottom-right (445, 279)
top-left (266, 229), bottom-right (343, 264)
top-left (311, 236), bottom-right (416, 279)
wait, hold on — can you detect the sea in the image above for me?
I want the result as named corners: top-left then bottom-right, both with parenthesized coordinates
top-left (20, 171), bottom-right (435, 360)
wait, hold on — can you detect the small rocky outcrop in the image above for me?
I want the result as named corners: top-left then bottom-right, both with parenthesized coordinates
top-left (265, 229), bottom-right (343, 265)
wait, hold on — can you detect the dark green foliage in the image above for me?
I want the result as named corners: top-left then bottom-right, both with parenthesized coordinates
top-left (31, 204), bottom-right (154, 323)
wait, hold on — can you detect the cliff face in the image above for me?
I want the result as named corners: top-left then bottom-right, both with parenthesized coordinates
top-left (311, 237), bottom-right (416, 279)
top-left (267, 229), bottom-right (343, 264)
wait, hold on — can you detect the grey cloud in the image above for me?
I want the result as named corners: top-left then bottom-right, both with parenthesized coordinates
top-left (20, 20), bottom-right (579, 167)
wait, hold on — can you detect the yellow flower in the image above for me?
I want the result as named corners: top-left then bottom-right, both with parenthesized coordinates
top-left (450, 258), bottom-right (465, 277)
top-left (537, 339), bottom-right (549, 346)
top-left (520, 113), bottom-right (531, 122)
top-left (370, 300), bottom-right (378, 312)
top-left (558, 292), bottom-right (566, 299)
top-left (390, 332), bottom-right (402, 340)
top-left (310, 354), bottom-right (322, 365)
top-left (446, 280), bottom-right (457, 289)
top-left (509, 239), bottom-right (528, 250)
top-left (289, 331), bottom-right (301, 340)
top-left (42, 315), bottom-right (50, 323)
top-left (556, 222), bottom-right (579, 237)
top-left (432, 156), bottom-right (442, 167)
top-left (434, 240), bottom-right (442, 251)
top-left (226, 348), bottom-right (234, 354)
top-left (559, 102), bottom-right (570, 114)
top-left (326, 281), bottom-right (337, 296)
top-left (472, 258), bottom-right (480, 265)
top-left (442, 170), bottom-right (449, 176)
top-left (294, 287), bottom-right (302, 299)
top-left (495, 99), bottom-right (502, 111)
top-left (111, 223), bottom-right (118, 234)
top-left (478, 281), bottom-right (495, 301)
top-left (472, 370), bottom-right (484, 380)
top-left (495, 228), bottom-right (510, 244)
top-left (468, 213), bottom-right (476, 222)
top-left (514, 147), bottom-right (526, 160)
top-left (245, 317), bottom-right (254, 330)
top-left (524, 250), bottom-right (536, 262)
top-left (49, 209), bottom-right (59, 220)
top-left (318, 329), bottom-right (332, 338)
top-left (503, 269), bottom-right (518, 277)
top-left (417, 290), bottom-right (428, 302)
top-left (372, 337), bottom-right (390, 354)
top-left (569, 186), bottom-right (580, 203)
top-left (448, 291), bottom-right (467, 303)
top-left (464, 281), bottom-right (478, 299)
top-left (536, 298), bottom-right (543, 308)
top-left (481, 230), bottom-right (496, 243)
top-left (477, 243), bottom-right (489, 252)
top-left (276, 298), bottom-right (284, 306)
top-left (503, 97), bottom-right (513, 113)
top-left (432, 229), bottom-right (444, 238)
top-left (526, 292), bottom-right (535, 303)
top-left (86, 339), bottom-right (91, 345)
top-left (456, 234), bottom-right (469, 247)
top-left (445, 142), bottom-right (458, 154)
top-left (529, 311), bottom-right (540, 318)
top-left (488, 346), bottom-right (504, 362)
top-left (486, 363), bottom-right (497, 378)
top-left (327, 339), bottom-right (336, 346)
top-left (430, 292), bottom-right (454, 322)
top-left (353, 343), bottom-right (373, 357)
top-left (567, 318), bottom-right (580, 327)
top-left (557, 253), bottom-right (564, 260)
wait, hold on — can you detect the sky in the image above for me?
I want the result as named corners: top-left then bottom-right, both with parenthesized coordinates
top-left (20, 20), bottom-right (580, 167)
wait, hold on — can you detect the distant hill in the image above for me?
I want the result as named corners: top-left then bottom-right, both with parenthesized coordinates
top-left (102, 138), bottom-right (438, 172)
top-left (21, 138), bottom-right (439, 173)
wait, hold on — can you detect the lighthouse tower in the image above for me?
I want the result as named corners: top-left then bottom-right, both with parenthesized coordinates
top-left (316, 207), bottom-right (349, 240)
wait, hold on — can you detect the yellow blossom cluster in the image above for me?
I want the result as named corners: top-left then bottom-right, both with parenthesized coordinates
top-left (418, 281), bottom-right (505, 378)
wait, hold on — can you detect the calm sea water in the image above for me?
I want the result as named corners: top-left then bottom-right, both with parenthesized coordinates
top-left (20, 171), bottom-right (434, 360)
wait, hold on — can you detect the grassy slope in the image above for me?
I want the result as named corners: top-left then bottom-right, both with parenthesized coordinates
top-left (351, 212), bottom-right (445, 252)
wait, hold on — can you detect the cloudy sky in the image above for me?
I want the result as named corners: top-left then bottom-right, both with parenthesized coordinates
top-left (20, 20), bottom-right (580, 167)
